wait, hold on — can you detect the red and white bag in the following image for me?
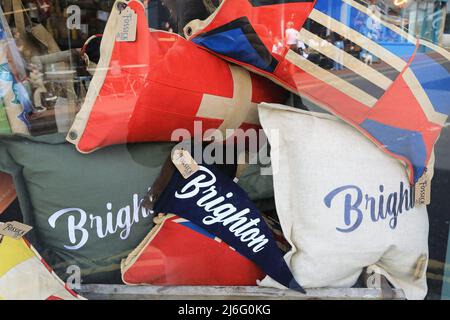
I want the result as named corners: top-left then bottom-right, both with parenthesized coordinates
top-left (184, 0), bottom-right (450, 190)
top-left (67, 0), bottom-right (287, 153)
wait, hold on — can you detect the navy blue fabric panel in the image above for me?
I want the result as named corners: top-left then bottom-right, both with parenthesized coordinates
top-left (154, 163), bottom-right (304, 292)
top-left (192, 17), bottom-right (279, 73)
top-left (361, 119), bottom-right (427, 182)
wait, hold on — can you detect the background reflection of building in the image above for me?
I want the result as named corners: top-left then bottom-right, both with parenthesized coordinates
top-left (357, 0), bottom-right (448, 46)
top-left (146, 0), bottom-right (449, 48)
top-left (404, 0), bottom-right (447, 45)
top-left (147, 0), bottom-right (176, 33)
top-left (442, 1), bottom-right (450, 47)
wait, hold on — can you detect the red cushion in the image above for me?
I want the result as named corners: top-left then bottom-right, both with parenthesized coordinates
top-left (121, 215), bottom-right (265, 286)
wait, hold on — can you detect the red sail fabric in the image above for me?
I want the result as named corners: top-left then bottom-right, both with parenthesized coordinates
top-left (121, 214), bottom-right (265, 286)
top-left (67, 0), bottom-right (287, 154)
top-left (185, 0), bottom-right (450, 188)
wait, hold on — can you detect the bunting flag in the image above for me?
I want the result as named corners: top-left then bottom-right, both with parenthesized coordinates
top-left (185, 0), bottom-right (450, 188)
top-left (0, 236), bottom-right (84, 300)
top-left (153, 163), bottom-right (305, 292)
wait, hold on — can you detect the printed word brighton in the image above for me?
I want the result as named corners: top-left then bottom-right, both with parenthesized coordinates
top-left (175, 165), bottom-right (269, 252)
top-left (48, 194), bottom-right (152, 250)
top-left (324, 182), bottom-right (414, 233)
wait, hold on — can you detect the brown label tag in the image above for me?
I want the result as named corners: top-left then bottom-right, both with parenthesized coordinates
top-left (0, 221), bottom-right (33, 239)
top-left (172, 149), bottom-right (199, 179)
top-left (415, 173), bottom-right (431, 206)
top-left (116, 7), bottom-right (137, 42)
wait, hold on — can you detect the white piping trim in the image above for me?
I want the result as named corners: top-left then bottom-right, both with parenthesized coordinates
top-left (66, 0), bottom-right (146, 153)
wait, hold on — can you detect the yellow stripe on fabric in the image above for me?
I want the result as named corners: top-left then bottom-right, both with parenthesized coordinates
top-left (197, 95), bottom-right (259, 125)
top-left (419, 39), bottom-right (450, 61)
top-left (0, 237), bottom-right (35, 277)
top-left (309, 9), bottom-right (407, 72)
top-left (285, 50), bottom-right (378, 108)
top-left (402, 68), bottom-right (448, 125)
top-left (298, 28), bottom-right (393, 90)
top-left (196, 64), bottom-right (255, 141)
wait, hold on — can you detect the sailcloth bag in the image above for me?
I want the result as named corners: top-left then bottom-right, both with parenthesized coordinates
top-left (67, 0), bottom-right (287, 154)
top-left (184, 0), bottom-right (450, 189)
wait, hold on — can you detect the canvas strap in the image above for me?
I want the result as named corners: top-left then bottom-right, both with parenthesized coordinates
top-left (202, 0), bottom-right (219, 14)
top-left (364, 267), bottom-right (395, 300)
top-left (141, 154), bottom-right (176, 212)
top-left (183, 0), bottom-right (224, 39)
top-left (202, 65), bottom-right (254, 142)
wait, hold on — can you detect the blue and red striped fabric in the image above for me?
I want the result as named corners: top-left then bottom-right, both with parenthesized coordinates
top-left (153, 163), bottom-right (304, 292)
top-left (186, 0), bottom-right (450, 185)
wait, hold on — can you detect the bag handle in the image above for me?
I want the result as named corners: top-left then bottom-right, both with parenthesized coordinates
top-left (202, 0), bottom-right (220, 14)
top-left (197, 65), bottom-right (255, 143)
top-left (141, 154), bottom-right (176, 213)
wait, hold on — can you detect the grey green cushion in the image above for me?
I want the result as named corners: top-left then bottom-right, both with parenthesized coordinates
top-left (0, 133), bottom-right (275, 284)
top-left (0, 133), bottom-right (175, 283)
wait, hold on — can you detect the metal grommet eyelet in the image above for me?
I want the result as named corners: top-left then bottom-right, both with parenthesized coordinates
top-left (68, 131), bottom-right (78, 140)
top-left (186, 27), bottom-right (193, 37)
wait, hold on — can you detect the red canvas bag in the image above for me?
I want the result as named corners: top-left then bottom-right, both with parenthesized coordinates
top-left (67, 0), bottom-right (287, 153)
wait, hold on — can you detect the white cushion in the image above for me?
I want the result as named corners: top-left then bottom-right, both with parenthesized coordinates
top-left (258, 103), bottom-right (429, 300)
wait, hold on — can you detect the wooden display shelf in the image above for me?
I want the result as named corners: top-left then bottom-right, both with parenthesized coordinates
top-left (79, 285), bottom-right (406, 300)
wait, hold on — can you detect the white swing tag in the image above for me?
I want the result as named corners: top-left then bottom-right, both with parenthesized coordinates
top-left (116, 7), bottom-right (137, 42)
top-left (172, 149), bottom-right (199, 180)
top-left (0, 221), bottom-right (33, 240)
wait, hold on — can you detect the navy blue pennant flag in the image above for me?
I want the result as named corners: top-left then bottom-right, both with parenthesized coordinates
top-left (153, 162), bottom-right (304, 293)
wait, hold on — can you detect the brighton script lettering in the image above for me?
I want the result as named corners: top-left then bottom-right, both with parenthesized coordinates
top-left (324, 182), bottom-right (414, 233)
top-left (48, 194), bottom-right (152, 250)
top-left (175, 166), bottom-right (269, 253)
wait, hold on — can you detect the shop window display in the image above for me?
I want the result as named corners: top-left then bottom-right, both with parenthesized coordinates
top-left (446, 2), bottom-right (450, 33)
top-left (0, 0), bottom-right (449, 301)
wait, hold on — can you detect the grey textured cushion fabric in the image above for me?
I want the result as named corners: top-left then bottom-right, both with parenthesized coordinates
top-left (0, 133), bottom-right (174, 283)
top-left (0, 133), bottom-right (275, 284)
